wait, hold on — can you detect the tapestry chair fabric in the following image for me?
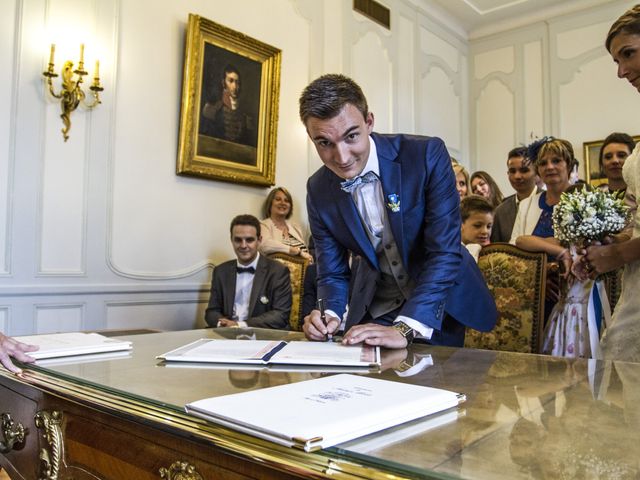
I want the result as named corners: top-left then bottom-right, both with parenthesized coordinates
top-left (464, 243), bottom-right (547, 354)
top-left (269, 253), bottom-right (309, 331)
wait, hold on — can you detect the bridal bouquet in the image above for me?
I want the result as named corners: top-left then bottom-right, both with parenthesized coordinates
top-left (552, 186), bottom-right (630, 247)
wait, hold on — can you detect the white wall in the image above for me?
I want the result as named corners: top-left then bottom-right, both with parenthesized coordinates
top-left (0, 0), bottom-right (468, 335)
top-left (469, 0), bottom-right (639, 196)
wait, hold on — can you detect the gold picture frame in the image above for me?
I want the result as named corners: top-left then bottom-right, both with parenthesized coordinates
top-left (177, 14), bottom-right (281, 186)
top-left (583, 135), bottom-right (640, 187)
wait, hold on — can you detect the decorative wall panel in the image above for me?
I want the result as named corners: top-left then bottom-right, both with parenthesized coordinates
top-left (106, 300), bottom-right (207, 331)
top-left (35, 304), bottom-right (84, 334)
top-left (397, 14), bottom-right (415, 134)
top-left (523, 40), bottom-right (544, 141)
top-left (421, 29), bottom-right (459, 73)
top-left (110, 0), bottom-right (310, 277)
top-left (474, 45), bottom-right (514, 79)
top-left (420, 67), bottom-right (461, 151)
top-left (556, 21), bottom-right (611, 59)
top-left (38, 0), bottom-right (99, 274)
top-left (352, 31), bottom-right (392, 133)
top-left (0, 307), bottom-right (7, 332)
top-left (476, 79), bottom-right (515, 181)
top-left (0, 0), bottom-right (18, 275)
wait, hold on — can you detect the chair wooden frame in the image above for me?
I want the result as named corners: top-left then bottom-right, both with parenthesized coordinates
top-left (467, 242), bottom-right (547, 354)
top-left (268, 253), bottom-right (309, 331)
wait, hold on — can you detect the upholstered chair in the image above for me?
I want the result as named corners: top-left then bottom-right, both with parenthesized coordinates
top-left (465, 243), bottom-right (547, 354)
top-left (268, 253), bottom-right (309, 331)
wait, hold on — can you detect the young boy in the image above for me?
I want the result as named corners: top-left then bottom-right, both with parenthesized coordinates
top-left (460, 195), bottom-right (494, 261)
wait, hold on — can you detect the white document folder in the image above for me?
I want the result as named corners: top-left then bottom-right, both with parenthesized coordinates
top-left (13, 332), bottom-right (132, 360)
top-left (186, 373), bottom-right (464, 452)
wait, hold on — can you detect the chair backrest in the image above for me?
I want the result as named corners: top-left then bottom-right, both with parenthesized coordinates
top-left (268, 253), bottom-right (309, 331)
top-left (464, 242), bottom-right (547, 354)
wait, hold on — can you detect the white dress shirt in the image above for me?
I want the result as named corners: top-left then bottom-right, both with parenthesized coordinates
top-left (232, 254), bottom-right (260, 328)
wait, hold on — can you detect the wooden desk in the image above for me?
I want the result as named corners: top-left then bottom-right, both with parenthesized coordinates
top-left (1, 329), bottom-right (639, 479)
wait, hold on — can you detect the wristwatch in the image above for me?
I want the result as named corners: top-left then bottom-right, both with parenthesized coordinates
top-left (392, 321), bottom-right (415, 344)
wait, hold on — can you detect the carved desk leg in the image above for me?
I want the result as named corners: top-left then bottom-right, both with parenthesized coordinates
top-left (0, 413), bottom-right (26, 453)
top-left (34, 411), bottom-right (64, 480)
top-left (159, 461), bottom-right (204, 480)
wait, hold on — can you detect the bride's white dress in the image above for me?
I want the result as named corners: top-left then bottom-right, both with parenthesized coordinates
top-left (600, 144), bottom-right (640, 362)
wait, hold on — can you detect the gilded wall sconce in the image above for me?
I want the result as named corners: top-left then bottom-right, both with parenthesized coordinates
top-left (42, 44), bottom-right (104, 141)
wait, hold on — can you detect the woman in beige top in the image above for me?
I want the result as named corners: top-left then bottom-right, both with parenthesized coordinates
top-left (259, 187), bottom-right (313, 262)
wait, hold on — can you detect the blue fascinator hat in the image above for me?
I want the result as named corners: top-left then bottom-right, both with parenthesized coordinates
top-left (526, 136), bottom-right (555, 163)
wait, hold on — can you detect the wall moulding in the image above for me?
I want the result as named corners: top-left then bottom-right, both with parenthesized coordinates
top-left (0, 283), bottom-right (208, 298)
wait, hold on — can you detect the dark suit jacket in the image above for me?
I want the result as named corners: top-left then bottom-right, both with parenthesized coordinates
top-left (205, 255), bottom-right (291, 329)
top-left (307, 133), bottom-right (497, 345)
top-left (301, 263), bottom-right (317, 321)
top-left (491, 194), bottom-right (517, 243)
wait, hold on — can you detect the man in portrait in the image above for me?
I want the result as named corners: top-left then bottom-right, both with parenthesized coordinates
top-left (200, 63), bottom-right (256, 147)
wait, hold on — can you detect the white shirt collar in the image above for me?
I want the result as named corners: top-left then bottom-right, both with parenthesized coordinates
top-left (357, 136), bottom-right (380, 178)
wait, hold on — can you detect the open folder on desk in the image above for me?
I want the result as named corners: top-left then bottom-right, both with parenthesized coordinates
top-left (157, 339), bottom-right (380, 368)
top-left (13, 332), bottom-right (132, 360)
top-left (185, 374), bottom-right (465, 452)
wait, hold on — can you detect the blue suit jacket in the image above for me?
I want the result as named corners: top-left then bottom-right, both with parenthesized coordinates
top-left (306, 133), bottom-right (497, 338)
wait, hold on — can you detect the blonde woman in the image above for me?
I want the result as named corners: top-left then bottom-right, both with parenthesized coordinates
top-left (453, 163), bottom-right (470, 200)
top-left (259, 187), bottom-right (313, 262)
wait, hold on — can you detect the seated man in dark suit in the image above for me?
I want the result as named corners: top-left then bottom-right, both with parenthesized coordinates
top-left (205, 214), bottom-right (292, 330)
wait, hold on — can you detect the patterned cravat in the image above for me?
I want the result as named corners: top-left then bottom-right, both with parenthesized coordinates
top-left (236, 266), bottom-right (256, 274)
top-left (340, 171), bottom-right (379, 193)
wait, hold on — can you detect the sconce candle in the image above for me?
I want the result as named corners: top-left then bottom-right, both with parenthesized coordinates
top-left (42, 43), bottom-right (104, 142)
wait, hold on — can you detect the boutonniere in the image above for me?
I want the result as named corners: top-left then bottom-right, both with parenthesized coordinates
top-left (260, 295), bottom-right (269, 305)
top-left (386, 193), bottom-right (400, 213)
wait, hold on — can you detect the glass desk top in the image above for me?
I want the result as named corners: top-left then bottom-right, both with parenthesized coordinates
top-left (22, 328), bottom-right (640, 479)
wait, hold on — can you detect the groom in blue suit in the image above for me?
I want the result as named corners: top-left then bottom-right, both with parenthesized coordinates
top-left (301, 74), bottom-right (497, 348)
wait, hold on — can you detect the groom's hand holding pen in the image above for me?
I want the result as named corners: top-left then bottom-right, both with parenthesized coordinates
top-left (317, 298), bottom-right (331, 341)
top-left (302, 299), bottom-right (340, 342)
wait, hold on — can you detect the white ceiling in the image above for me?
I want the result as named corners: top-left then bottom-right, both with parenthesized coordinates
top-left (426, 0), bottom-right (620, 38)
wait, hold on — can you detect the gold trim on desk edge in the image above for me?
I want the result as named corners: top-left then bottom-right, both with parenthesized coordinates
top-left (0, 369), bottom-right (416, 480)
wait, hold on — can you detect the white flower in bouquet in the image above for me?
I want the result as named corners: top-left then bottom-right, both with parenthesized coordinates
top-left (552, 186), bottom-right (630, 246)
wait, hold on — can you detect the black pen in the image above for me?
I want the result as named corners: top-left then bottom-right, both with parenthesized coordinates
top-left (316, 298), bottom-right (331, 341)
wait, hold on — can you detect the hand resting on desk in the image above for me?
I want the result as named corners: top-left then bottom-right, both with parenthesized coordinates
top-left (0, 332), bottom-right (39, 374)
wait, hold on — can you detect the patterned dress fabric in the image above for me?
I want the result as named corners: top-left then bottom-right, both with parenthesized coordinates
top-left (543, 276), bottom-right (596, 358)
